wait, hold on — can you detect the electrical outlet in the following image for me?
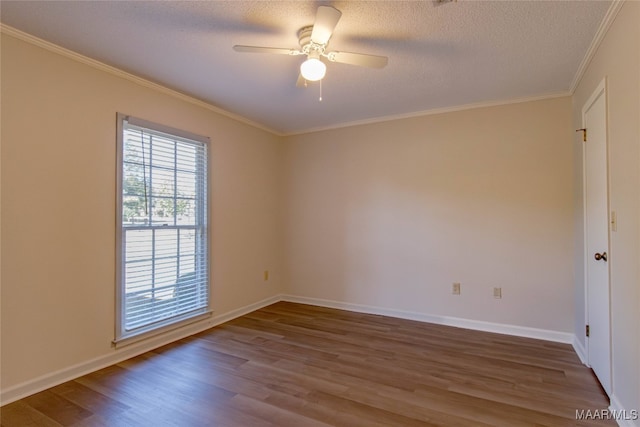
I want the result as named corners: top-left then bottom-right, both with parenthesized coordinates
top-left (493, 287), bottom-right (502, 299)
top-left (264, 270), bottom-right (269, 281)
top-left (452, 282), bottom-right (461, 295)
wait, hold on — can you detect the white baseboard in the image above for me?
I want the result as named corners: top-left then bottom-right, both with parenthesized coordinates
top-left (281, 294), bottom-right (575, 344)
top-left (1, 293), bottom-right (581, 406)
top-left (0, 295), bottom-right (280, 406)
top-left (572, 335), bottom-right (588, 365)
top-left (609, 394), bottom-right (640, 427)
top-left (210, 295), bottom-right (281, 327)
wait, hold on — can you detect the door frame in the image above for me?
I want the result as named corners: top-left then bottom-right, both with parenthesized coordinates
top-left (581, 77), bottom-right (612, 388)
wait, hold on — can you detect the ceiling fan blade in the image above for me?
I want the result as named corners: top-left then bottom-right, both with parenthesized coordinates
top-left (310, 6), bottom-right (342, 45)
top-left (327, 51), bottom-right (388, 68)
top-left (233, 45), bottom-right (301, 55)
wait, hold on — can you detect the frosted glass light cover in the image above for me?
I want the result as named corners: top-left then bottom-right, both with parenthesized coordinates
top-left (300, 58), bottom-right (326, 81)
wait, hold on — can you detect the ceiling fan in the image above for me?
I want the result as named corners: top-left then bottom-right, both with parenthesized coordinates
top-left (233, 5), bottom-right (388, 86)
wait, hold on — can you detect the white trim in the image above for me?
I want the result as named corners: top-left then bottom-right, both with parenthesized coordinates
top-left (581, 78), bottom-right (608, 368)
top-left (113, 311), bottom-right (213, 348)
top-left (573, 335), bottom-right (588, 365)
top-left (609, 394), bottom-right (640, 427)
top-left (0, 0), bottom-right (624, 137)
top-left (1, 293), bottom-right (584, 406)
top-left (581, 77), bottom-right (613, 395)
top-left (126, 114), bottom-right (210, 144)
top-left (0, 295), bottom-right (280, 406)
top-left (281, 295), bottom-right (574, 344)
top-left (582, 79), bottom-right (607, 119)
top-left (1, 317), bottom-right (213, 406)
top-left (2, 24), bottom-right (571, 138)
top-left (115, 114), bottom-right (210, 343)
top-left (208, 295), bottom-right (281, 327)
top-left (284, 91), bottom-right (571, 136)
top-left (0, 24), bottom-right (279, 136)
top-left (569, 0), bottom-right (625, 93)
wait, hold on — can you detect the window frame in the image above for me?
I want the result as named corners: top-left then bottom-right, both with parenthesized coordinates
top-left (114, 113), bottom-right (211, 347)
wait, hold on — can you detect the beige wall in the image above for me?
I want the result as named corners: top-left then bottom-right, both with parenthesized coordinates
top-left (283, 97), bottom-right (574, 332)
top-left (1, 34), bottom-right (285, 391)
top-left (3, 4), bottom-right (639, 414)
top-left (572, 1), bottom-right (640, 416)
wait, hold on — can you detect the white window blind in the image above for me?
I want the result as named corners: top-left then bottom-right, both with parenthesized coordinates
top-left (116, 114), bottom-right (209, 342)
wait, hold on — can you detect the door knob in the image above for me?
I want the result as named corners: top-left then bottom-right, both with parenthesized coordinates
top-left (594, 252), bottom-right (607, 262)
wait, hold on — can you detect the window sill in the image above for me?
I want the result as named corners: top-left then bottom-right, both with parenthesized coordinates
top-left (113, 310), bottom-right (213, 349)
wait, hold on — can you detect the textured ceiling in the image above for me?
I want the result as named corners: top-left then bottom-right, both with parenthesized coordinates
top-left (1, 1), bottom-right (613, 135)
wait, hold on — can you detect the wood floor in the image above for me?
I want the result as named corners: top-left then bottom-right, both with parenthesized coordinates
top-left (2, 302), bottom-right (614, 426)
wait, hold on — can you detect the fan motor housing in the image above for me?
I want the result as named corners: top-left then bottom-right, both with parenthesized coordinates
top-left (297, 26), bottom-right (314, 48)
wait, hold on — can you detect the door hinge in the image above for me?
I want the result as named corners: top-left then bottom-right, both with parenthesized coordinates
top-left (576, 128), bottom-right (587, 142)
top-left (586, 324), bottom-right (590, 337)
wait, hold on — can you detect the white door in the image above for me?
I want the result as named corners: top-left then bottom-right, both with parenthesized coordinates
top-left (583, 79), bottom-right (611, 396)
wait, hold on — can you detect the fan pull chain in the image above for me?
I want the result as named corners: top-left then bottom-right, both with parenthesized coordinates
top-left (319, 79), bottom-right (323, 102)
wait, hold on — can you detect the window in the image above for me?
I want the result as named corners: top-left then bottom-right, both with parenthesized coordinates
top-left (116, 114), bottom-right (210, 344)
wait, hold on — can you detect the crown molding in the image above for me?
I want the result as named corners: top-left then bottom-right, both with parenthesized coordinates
top-left (2, 0), bottom-right (617, 139)
top-left (284, 91), bottom-right (571, 136)
top-left (0, 24), bottom-right (281, 136)
top-left (569, 0), bottom-right (625, 93)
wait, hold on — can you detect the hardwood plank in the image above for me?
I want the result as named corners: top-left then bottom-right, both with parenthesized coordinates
top-left (229, 394), bottom-right (333, 427)
top-left (0, 401), bottom-right (62, 427)
top-left (49, 381), bottom-right (130, 418)
top-left (1, 302), bottom-right (615, 426)
top-left (22, 390), bottom-right (92, 426)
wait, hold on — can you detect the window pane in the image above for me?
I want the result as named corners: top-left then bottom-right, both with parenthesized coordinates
top-left (122, 163), bottom-right (149, 196)
top-left (123, 131), bottom-right (150, 166)
top-left (176, 170), bottom-right (197, 198)
top-left (151, 168), bottom-right (175, 198)
top-left (150, 196), bottom-right (175, 225)
top-left (119, 116), bottom-right (209, 339)
top-left (176, 142), bottom-right (197, 172)
top-left (151, 137), bottom-right (176, 169)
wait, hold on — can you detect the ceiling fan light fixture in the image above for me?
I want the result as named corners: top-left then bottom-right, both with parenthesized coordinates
top-left (300, 52), bottom-right (326, 81)
top-left (233, 6), bottom-right (388, 88)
